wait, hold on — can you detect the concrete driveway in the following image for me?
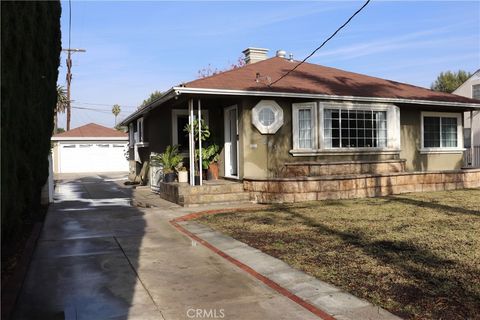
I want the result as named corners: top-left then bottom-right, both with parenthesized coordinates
top-left (12, 174), bottom-right (317, 320)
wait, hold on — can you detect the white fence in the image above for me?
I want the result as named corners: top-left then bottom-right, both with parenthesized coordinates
top-left (464, 146), bottom-right (480, 168)
top-left (41, 154), bottom-right (54, 204)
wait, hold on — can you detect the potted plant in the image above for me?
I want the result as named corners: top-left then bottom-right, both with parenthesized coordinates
top-left (204, 144), bottom-right (220, 180)
top-left (152, 145), bottom-right (182, 183)
top-left (176, 163), bottom-right (188, 183)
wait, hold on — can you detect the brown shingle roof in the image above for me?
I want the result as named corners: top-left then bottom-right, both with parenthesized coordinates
top-left (52, 123), bottom-right (127, 138)
top-left (185, 57), bottom-right (478, 104)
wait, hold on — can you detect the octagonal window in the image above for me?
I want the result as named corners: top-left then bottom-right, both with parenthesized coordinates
top-left (252, 100), bottom-right (284, 134)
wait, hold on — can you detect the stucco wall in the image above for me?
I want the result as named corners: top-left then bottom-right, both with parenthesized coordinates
top-left (453, 72), bottom-right (480, 99)
top-left (241, 99), bottom-right (465, 179)
top-left (241, 98), bottom-right (398, 179)
top-left (399, 107), bottom-right (464, 171)
top-left (241, 98), bottom-right (269, 179)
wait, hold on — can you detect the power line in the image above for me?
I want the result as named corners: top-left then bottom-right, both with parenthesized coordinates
top-left (74, 101), bottom-right (138, 109)
top-left (71, 106), bottom-right (112, 114)
top-left (269, 0), bottom-right (371, 87)
top-left (68, 0), bottom-right (71, 51)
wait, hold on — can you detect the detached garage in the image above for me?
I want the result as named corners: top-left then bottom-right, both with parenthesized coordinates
top-left (52, 123), bottom-right (129, 173)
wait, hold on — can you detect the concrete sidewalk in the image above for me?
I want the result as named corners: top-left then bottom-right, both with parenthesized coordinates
top-left (12, 174), bottom-right (318, 320)
top-left (177, 220), bottom-right (401, 320)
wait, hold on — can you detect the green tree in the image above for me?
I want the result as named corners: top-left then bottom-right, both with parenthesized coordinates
top-left (112, 104), bottom-right (121, 125)
top-left (54, 85), bottom-right (68, 133)
top-left (140, 90), bottom-right (162, 108)
top-left (431, 70), bottom-right (472, 93)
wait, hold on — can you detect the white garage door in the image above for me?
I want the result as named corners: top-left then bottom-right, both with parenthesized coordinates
top-left (59, 142), bottom-right (129, 173)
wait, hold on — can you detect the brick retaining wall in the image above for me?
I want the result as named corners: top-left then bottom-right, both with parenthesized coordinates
top-left (283, 159), bottom-right (406, 177)
top-left (244, 169), bottom-right (480, 203)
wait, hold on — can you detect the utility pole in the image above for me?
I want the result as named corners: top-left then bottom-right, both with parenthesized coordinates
top-left (62, 48), bottom-right (85, 131)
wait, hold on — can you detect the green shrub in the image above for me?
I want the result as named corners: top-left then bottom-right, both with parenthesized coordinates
top-left (1, 1), bottom-right (61, 240)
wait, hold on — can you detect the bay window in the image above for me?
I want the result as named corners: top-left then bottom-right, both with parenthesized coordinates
top-left (292, 101), bottom-right (400, 155)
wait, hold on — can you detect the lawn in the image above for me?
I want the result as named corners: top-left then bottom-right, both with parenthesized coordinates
top-left (197, 189), bottom-right (480, 319)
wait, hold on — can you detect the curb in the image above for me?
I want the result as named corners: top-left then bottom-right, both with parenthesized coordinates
top-left (1, 222), bottom-right (43, 320)
top-left (170, 208), bottom-right (336, 320)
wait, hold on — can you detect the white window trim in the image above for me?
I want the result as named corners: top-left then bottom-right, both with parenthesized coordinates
top-left (252, 100), bottom-right (284, 134)
top-left (128, 123), bottom-right (135, 147)
top-left (292, 102), bottom-right (318, 150)
top-left (136, 117), bottom-right (144, 143)
top-left (420, 111), bottom-right (464, 154)
top-left (472, 84), bottom-right (480, 100)
top-left (290, 101), bottom-right (400, 156)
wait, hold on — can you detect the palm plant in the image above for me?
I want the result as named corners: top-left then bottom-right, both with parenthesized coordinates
top-left (152, 145), bottom-right (183, 174)
top-left (54, 85), bottom-right (68, 133)
top-left (112, 104), bottom-right (121, 125)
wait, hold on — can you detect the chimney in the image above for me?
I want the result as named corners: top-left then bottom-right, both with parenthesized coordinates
top-left (242, 47), bottom-right (269, 64)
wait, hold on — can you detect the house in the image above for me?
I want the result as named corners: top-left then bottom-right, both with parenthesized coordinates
top-left (452, 70), bottom-right (480, 166)
top-left (120, 48), bottom-right (480, 205)
top-left (51, 123), bottom-right (129, 173)
top-left (453, 69), bottom-right (480, 146)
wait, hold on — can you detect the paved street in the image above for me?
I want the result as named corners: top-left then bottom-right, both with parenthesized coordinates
top-left (12, 174), bottom-right (318, 320)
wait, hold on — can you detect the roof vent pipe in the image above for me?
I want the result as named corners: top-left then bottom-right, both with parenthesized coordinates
top-left (289, 53), bottom-right (294, 61)
top-left (276, 50), bottom-right (286, 58)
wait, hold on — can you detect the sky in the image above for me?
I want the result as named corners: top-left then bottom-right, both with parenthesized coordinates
top-left (58, 0), bottom-right (480, 129)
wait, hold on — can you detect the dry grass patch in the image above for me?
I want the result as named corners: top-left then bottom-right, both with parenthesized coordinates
top-left (197, 189), bottom-right (480, 319)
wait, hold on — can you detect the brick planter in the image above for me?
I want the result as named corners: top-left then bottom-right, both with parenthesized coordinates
top-left (244, 169), bottom-right (480, 203)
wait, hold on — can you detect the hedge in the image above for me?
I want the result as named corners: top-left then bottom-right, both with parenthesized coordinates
top-left (1, 1), bottom-right (61, 239)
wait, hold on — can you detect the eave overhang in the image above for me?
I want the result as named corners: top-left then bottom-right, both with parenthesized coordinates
top-left (119, 86), bottom-right (480, 126)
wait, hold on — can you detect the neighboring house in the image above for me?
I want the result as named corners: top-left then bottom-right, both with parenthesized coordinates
top-left (120, 48), bottom-right (480, 204)
top-left (51, 123), bottom-right (129, 173)
top-left (452, 69), bottom-right (480, 148)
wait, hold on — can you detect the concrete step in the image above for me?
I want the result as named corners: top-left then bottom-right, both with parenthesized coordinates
top-left (180, 191), bottom-right (251, 206)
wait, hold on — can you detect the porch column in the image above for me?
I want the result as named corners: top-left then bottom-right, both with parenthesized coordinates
top-left (471, 110), bottom-right (474, 167)
top-left (188, 99), bottom-right (195, 185)
top-left (198, 99), bottom-right (203, 185)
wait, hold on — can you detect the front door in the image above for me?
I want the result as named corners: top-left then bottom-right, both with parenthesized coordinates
top-left (224, 105), bottom-right (238, 178)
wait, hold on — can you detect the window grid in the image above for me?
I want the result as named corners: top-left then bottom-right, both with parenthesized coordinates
top-left (324, 109), bottom-right (387, 148)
